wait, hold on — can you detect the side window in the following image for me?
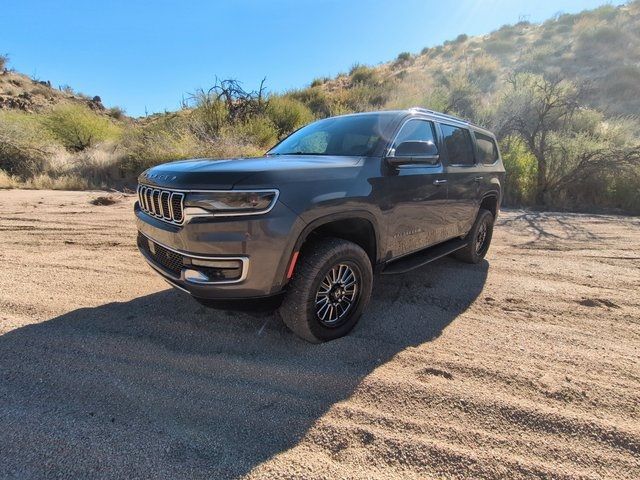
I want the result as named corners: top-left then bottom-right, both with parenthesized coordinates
top-left (393, 119), bottom-right (438, 151)
top-left (440, 124), bottom-right (475, 165)
top-left (474, 132), bottom-right (499, 165)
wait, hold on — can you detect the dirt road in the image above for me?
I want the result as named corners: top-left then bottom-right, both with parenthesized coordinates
top-left (0, 189), bottom-right (638, 479)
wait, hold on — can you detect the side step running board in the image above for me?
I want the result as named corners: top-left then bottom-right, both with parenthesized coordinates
top-left (381, 238), bottom-right (468, 275)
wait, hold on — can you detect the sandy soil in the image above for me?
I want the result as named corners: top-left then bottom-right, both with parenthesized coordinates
top-left (0, 189), bottom-right (638, 479)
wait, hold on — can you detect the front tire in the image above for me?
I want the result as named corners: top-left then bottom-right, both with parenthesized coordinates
top-left (454, 209), bottom-right (494, 264)
top-left (278, 238), bottom-right (373, 343)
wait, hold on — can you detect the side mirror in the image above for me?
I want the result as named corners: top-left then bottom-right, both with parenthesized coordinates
top-left (387, 141), bottom-right (440, 165)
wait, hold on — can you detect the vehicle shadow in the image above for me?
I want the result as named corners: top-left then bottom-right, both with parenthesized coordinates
top-left (0, 258), bottom-right (488, 479)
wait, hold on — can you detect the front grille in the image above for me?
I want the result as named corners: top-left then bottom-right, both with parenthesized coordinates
top-left (137, 233), bottom-right (185, 277)
top-left (137, 184), bottom-right (185, 225)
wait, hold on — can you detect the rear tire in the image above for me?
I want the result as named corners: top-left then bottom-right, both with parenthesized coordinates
top-left (453, 209), bottom-right (494, 264)
top-left (278, 238), bottom-right (373, 343)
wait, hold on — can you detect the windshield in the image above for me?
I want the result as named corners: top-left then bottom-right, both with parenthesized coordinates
top-left (268, 113), bottom-right (396, 157)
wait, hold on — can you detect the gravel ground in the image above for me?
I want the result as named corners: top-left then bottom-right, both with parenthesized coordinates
top-left (0, 189), bottom-right (638, 479)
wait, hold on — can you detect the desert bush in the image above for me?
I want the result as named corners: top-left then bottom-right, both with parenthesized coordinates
top-left (310, 77), bottom-right (329, 88)
top-left (107, 106), bottom-right (126, 120)
top-left (226, 115), bottom-right (278, 149)
top-left (0, 54), bottom-right (8, 71)
top-left (0, 169), bottom-right (18, 188)
top-left (43, 104), bottom-right (122, 152)
top-left (349, 65), bottom-right (379, 85)
top-left (58, 142), bottom-right (125, 187)
top-left (266, 96), bottom-right (314, 137)
top-left (468, 55), bottom-right (499, 92)
top-left (454, 34), bottom-right (468, 43)
top-left (0, 110), bottom-right (58, 177)
top-left (484, 39), bottom-right (515, 55)
top-left (289, 87), bottom-right (334, 118)
top-left (603, 66), bottom-right (640, 100)
top-left (23, 173), bottom-right (90, 190)
top-left (499, 138), bottom-right (538, 205)
top-left (338, 82), bottom-right (390, 111)
top-left (393, 52), bottom-right (413, 67)
top-left (120, 114), bottom-right (203, 173)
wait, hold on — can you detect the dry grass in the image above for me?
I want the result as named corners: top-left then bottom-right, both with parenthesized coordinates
top-left (0, 169), bottom-right (18, 188)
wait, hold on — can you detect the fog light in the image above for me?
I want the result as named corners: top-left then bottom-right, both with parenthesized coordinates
top-left (184, 269), bottom-right (210, 283)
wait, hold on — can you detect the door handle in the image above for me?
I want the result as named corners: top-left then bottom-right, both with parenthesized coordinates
top-left (474, 176), bottom-right (484, 182)
top-left (433, 179), bottom-right (447, 185)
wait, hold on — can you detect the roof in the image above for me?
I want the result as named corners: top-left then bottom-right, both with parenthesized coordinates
top-left (331, 108), bottom-right (490, 134)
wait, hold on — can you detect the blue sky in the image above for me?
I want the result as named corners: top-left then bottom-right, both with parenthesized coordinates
top-left (1, 0), bottom-right (623, 117)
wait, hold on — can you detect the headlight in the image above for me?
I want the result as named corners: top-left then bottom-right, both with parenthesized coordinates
top-left (185, 190), bottom-right (278, 216)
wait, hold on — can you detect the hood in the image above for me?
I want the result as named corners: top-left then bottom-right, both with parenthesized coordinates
top-left (138, 155), bottom-right (364, 190)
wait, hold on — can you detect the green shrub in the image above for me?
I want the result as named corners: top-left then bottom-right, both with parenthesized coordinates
top-left (310, 77), bottom-right (329, 88)
top-left (0, 110), bottom-right (57, 177)
top-left (266, 96), bottom-right (314, 137)
top-left (121, 114), bottom-right (202, 173)
top-left (454, 34), bottom-right (468, 43)
top-left (227, 115), bottom-right (278, 149)
top-left (349, 65), bottom-right (378, 85)
top-left (500, 137), bottom-right (537, 206)
top-left (43, 104), bottom-right (122, 151)
top-left (394, 52), bottom-right (413, 67)
top-left (289, 87), bottom-right (334, 118)
top-left (338, 82), bottom-right (390, 111)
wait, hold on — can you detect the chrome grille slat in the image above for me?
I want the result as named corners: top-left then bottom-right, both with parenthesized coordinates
top-left (160, 191), bottom-right (171, 220)
top-left (137, 184), bottom-right (185, 225)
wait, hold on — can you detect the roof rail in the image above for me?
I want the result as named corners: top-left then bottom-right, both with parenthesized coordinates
top-left (409, 107), bottom-right (470, 125)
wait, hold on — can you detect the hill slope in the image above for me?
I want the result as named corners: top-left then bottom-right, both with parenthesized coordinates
top-left (304, 2), bottom-right (640, 122)
top-left (0, 70), bottom-right (109, 114)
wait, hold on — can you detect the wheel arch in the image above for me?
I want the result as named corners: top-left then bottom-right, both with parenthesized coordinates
top-left (294, 211), bottom-right (382, 264)
top-left (479, 192), bottom-right (500, 217)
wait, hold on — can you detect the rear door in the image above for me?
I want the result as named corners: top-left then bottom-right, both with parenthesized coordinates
top-left (439, 123), bottom-right (481, 237)
top-left (379, 118), bottom-right (451, 258)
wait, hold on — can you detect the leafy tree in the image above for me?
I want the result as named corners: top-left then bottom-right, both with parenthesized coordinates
top-left (495, 73), bottom-right (640, 206)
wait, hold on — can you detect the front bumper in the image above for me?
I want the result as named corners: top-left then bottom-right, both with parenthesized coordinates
top-left (135, 200), bottom-right (305, 299)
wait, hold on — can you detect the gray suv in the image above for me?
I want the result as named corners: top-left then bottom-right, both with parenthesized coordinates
top-left (135, 108), bottom-right (505, 342)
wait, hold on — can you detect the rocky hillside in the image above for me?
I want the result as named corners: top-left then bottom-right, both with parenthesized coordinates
top-left (0, 69), bottom-right (113, 114)
top-left (309, 2), bottom-right (640, 122)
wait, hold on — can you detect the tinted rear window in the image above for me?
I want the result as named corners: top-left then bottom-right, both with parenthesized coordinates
top-left (475, 132), bottom-right (499, 164)
top-left (440, 124), bottom-right (475, 165)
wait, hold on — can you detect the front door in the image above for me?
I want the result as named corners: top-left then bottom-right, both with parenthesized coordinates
top-left (378, 118), bottom-right (452, 259)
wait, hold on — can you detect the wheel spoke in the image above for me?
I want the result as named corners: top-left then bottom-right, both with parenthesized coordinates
top-left (315, 263), bottom-right (360, 326)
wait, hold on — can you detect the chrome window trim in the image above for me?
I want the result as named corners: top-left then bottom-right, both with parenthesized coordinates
top-left (138, 231), bottom-right (249, 285)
